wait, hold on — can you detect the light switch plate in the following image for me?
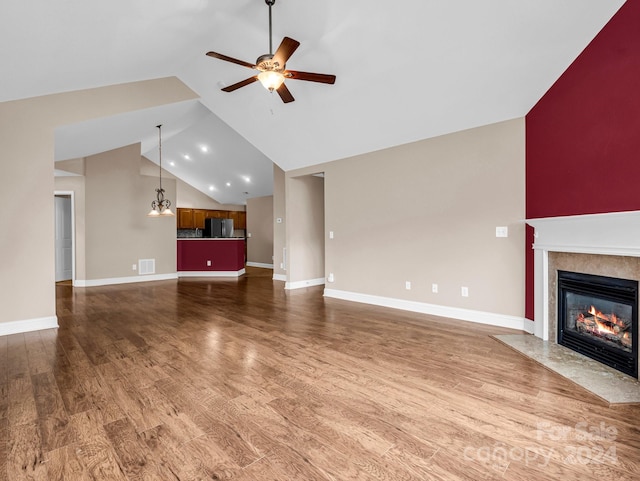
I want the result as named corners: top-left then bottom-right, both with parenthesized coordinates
top-left (496, 226), bottom-right (508, 238)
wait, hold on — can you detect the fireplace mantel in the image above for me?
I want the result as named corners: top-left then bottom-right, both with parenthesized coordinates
top-left (527, 210), bottom-right (640, 341)
top-left (527, 210), bottom-right (640, 257)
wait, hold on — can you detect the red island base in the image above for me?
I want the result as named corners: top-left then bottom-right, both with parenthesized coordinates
top-left (177, 239), bottom-right (245, 277)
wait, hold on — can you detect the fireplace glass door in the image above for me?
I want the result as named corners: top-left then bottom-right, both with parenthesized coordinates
top-left (558, 270), bottom-right (638, 378)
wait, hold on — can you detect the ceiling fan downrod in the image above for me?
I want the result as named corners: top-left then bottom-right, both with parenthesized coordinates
top-left (266, 0), bottom-right (276, 55)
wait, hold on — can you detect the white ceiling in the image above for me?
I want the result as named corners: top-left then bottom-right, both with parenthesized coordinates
top-left (1, 0), bottom-right (626, 205)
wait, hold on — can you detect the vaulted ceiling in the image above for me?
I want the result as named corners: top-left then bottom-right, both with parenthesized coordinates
top-left (1, 0), bottom-right (625, 205)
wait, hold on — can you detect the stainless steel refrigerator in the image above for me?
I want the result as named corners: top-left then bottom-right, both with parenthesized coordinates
top-left (204, 218), bottom-right (234, 238)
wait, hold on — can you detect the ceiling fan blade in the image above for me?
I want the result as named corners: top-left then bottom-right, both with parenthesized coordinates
top-left (206, 51), bottom-right (256, 69)
top-left (272, 37), bottom-right (300, 67)
top-left (285, 70), bottom-right (336, 84)
top-left (276, 83), bottom-right (295, 103)
top-left (222, 76), bottom-right (259, 92)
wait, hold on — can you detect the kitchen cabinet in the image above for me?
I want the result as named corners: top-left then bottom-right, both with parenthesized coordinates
top-left (177, 208), bottom-right (194, 229)
top-left (177, 208), bottom-right (207, 229)
top-left (193, 209), bottom-right (207, 229)
top-left (206, 210), bottom-right (227, 219)
top-left (178, 208), bottom-right (246, 230)
top-left (231, 211), bottom-right (246, 230)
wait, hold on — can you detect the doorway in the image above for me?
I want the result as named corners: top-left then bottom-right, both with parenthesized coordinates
top-left (285, 173), bottom-right (325, 289)
top-left (54, 192), bottom-right (74, 282)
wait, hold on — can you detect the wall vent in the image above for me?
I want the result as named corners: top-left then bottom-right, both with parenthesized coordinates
top-left (138, 259), bottom-right (155, 275)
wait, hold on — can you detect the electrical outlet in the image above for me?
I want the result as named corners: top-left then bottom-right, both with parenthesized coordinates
top-left (405, 281), bottom-right (411, 290)
top-left (461, 286), bottom-right (469, 297)
top-left (207, 260), bottom-right (211, 266)
top-left (132, 264), bottom-right (137, 271)
top-left (329, 231), bottom-right (334, 239)
top-left (432, 283), bottom-right (438, 293)
top-left (328, 273), bottom-right (334, 283)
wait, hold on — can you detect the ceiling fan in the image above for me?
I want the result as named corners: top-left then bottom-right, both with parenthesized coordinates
top-left (206, 0), bottom-right (336, 103)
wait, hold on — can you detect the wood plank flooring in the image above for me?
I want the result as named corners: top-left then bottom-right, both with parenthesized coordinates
top-left (2, 268), bottom-right (639, 480)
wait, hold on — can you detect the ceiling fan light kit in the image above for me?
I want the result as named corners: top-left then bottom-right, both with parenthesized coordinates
top-left (257, 70), bottom-right (285, 91)
top-left (206, 0), bottom-right (335, 103)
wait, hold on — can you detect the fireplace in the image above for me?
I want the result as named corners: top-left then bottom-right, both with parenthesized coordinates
top-left (558, 270), bottom-right (638, 378)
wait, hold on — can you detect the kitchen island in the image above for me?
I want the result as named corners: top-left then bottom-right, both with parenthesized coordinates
top-left (177, 238), bottom-right (245, 277)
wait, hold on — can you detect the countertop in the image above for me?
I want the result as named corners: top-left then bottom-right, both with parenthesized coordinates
top-left (177, 237), bottom-right (245, 240)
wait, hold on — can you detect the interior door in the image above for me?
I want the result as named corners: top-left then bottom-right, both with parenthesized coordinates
top-left (55, 195), bottom-right (73, 282)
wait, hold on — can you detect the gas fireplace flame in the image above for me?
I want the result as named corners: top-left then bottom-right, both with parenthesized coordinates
top-left (588, 305), bottom-right (619, 325)
top-left (576, 305), bottom-right (632, 350)
top-left (587, 305), bottom-right (629, 332)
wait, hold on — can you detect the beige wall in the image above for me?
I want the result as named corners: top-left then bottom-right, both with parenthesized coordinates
top-left (85, 144), bottom-right (176, 280)
top-left (55, 154), bottom-right (178, 283)
top-left (0, 77), bottom-right (197, 327)
top-left (56, 158), bottom-right (85, 175)
top-left (273, 165), bottom-right (286, 278)
top-left (288, 118), bottom-right (525, 317)
top-left (246, 196), bottom-right (274, 265)
top-left (287, 175), bottom-right (325, 284)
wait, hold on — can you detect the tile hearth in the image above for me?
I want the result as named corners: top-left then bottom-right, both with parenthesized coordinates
top-left (493, 334), bottom-right (640, 404)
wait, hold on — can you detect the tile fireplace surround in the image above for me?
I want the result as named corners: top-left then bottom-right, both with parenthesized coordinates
top-left (503, 211), bottom-right (640, 403)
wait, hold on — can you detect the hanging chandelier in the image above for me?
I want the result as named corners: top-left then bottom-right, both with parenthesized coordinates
top-left (147, 124), bottom-right (174, 217)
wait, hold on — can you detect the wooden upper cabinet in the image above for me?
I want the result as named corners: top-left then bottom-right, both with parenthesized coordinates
top-left (193, 209), bottom-right (207, 229)
top-left (205, 210), bottom-right (226, 219)
top-left (177, 208), bottom-right (194, 229)
top-left (178, 208), bottom-right (246, 230)
top-left (225, 211), bottom-right (246, 230)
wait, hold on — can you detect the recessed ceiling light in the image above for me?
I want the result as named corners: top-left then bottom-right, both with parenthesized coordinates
top-left (209, 185), bottom-right (215, 191)
top-left (201, 146), bottom-right (208, 153)
top-left (226, 182), bottom-right (231, 187)
top-left (169, 161), bottom-right (175, 167)
top-left (183, 154), bottom-right (190, 160)
top-left (242, 176), bottom-right (251, 183)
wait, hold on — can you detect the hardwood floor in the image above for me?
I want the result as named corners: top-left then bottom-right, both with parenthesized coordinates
top-left (2, 267), bottom-right (639, 480)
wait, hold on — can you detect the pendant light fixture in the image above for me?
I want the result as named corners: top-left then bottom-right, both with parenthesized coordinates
top-left (147, 124), bottom-right (174, 217)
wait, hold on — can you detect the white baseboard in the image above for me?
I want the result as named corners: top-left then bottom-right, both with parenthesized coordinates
top-left (273, 274), bottom-right (286, 281)
top-left (74, 273), bottom-right (178, 287)
top-left (0, 316), bottom-right (58, 336)
top-left (285, 277), bottom-right (325, 290)
top-left (523, 318), bottom-right (535, 334)
top-left (323, 289), bottom-right (527, 331)
top-left (246, 262), bottom-right (274, 269)
top-left (178, 269), bottom-right (245, 278)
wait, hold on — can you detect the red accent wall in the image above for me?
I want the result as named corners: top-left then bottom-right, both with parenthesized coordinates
top-left (527, 1), bottom-right (640, 219)
top-left (525, 225), bottom-right (535, 321)
top-left (525, 1), bottom-right (640, 319)
top-left (177, 239), bottom-right (245, 272)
